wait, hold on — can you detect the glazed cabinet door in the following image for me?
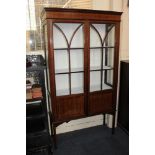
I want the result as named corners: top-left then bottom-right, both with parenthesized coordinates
top-left (88, 23), bottom-right (115, 114)
top-left (52, 22), bottom-right (86, 120)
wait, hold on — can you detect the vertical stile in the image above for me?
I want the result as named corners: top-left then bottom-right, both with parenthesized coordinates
top-left (84, 21), bottom-right (90, 114)
top-left (104, 24), bottom-right (108, 85)
top-left (47, 20), bottom-right (57, 120)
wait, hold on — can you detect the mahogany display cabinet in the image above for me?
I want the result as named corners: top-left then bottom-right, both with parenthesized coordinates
top-left (41, 8), bottom-right (122, 148)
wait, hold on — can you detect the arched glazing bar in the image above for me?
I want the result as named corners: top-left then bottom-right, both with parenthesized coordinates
top-left (69, 24), bottom-right (83, 47)
top-left (102, 24), bottom-right (115, 46)
top-left (90, 24), bottom-right (103, 46)
top-left (53, 23), bottom-right (70, 48)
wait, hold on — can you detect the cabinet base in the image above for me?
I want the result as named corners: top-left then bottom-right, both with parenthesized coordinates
top-left (51, 112), bottom-right (116, 149)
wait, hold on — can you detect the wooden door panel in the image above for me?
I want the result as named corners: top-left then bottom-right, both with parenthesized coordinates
top-left (89, 91), bottom-right (113, 114)
top-left (56, 94), bottom-right (85, 121)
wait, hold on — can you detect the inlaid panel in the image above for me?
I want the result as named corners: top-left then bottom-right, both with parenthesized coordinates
top-left (56, 95), bottom-right (85, 120)
top-left (89, 91), bottom-right (113, 114)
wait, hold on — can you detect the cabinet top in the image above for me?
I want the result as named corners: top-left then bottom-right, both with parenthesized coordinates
top-left (41, 7), bottom-right (122, 22)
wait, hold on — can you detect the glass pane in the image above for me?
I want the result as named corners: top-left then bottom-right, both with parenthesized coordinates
top-left (54, 50), bottom-right (69, 73)
top-left (90, 24), bottom-right (115, 48)
top-left (93, 24), bottom-right (106, 37)
top-left (55, 74), bottom-right (69, 96)
top-left (102, 48), bottom-right (114, 68)
top-left (90, 24), bottom-right (106, 47)
top-left (106, 70), bottom-right (113, 86)
top-left (71, 73), bottom-right (83, 94)
top-left (90, 71), bottom-right (101, 92)
top-left (102, 71), bottom-right (113, 90)
top-left (53, 23), bottom-right (84, 48)
top-left (71, 49), bottom-right (84, 72)
top-left (70, 25), bottom-right (84, 48)
top-left (104, 25), bottom-right (115, 47)
top-left (107, 48), bottom-right (114, 67)
top-left (53, 24), bottom-right (67, 48)
top-left (90, 49), bottom-right (102, 70)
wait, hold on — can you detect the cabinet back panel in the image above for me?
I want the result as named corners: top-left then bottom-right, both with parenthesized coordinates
top-left (89, 91), bottom-right (113, 114)
top-left (56, 95), bottom-right (85, 120)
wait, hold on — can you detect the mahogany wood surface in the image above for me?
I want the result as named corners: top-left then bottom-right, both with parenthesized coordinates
top-left (89, 91), bottom-right (113, 115)
top-left (56, 94), bottom-right (85, 121)
top-left (42, 8), bottom-right (122, 122)
top-left (41, 8), bottom-right (122, 22)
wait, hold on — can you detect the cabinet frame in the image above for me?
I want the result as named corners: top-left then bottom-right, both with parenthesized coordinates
top-left (41, 8), bottom-right (122, 148)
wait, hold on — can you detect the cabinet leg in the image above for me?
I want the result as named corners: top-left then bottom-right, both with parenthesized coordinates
top-left (52, 126), bottom-right (57, 149)
top-left (112, 113), bottom-right (116, 134)
top-left (103, 114), bottom-right (106, 125)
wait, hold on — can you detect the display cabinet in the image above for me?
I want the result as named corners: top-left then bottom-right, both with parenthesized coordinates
top-left (41, 8), bottom-right (122, 148)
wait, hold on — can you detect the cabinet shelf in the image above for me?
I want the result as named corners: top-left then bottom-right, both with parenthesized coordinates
top-left (90, 84), bottom-right (112, 92)
top-left (90, 46), bottom-right (115, 49)
top-left (54, 47), bottom-right (114, 51)
top-left (54, 47), bottom-right (84, 50)
top-left (55, 66), bottom-right (112, 74)
top-left (90, 66), bottom-right (113, 71)
top-left (55, 85), bottom-right (113, 95)
top-left (55, 68), bottom-right (84, 74)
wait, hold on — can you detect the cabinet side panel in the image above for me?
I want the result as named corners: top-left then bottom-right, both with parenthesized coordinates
top-left (89, 91), bottom-right (113, 114)
top-left (118, 61), bottom-right (129, 132)
top-left (47, 20), bottom-right (57, 120)
top-left (112, 22), bottom-right (121, 110)
top-left (56, 95), bottom-right (85, 121)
